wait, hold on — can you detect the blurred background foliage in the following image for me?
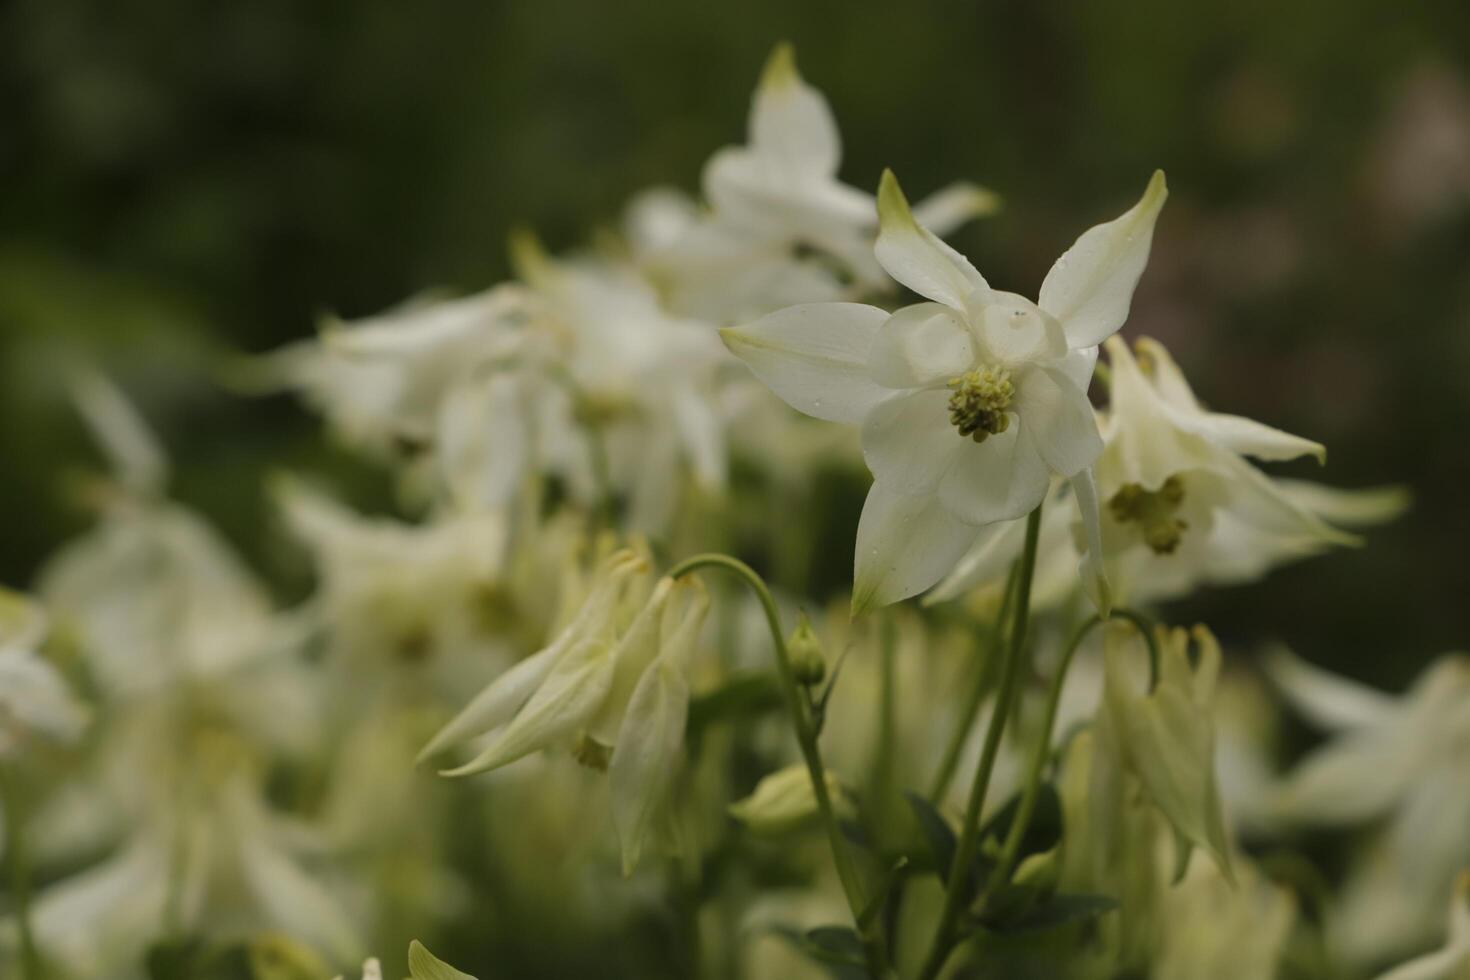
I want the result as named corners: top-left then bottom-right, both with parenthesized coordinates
top-left (2, 0), bottom-right (1468, 688)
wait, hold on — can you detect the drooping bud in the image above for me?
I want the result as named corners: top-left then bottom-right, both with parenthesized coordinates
top-left (728, 764), bottom-right (853, 837)
top-left (787, 613), bottom-right (826, 686)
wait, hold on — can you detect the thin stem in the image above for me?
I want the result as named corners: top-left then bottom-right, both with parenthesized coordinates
top-left (980, 608), bottom-right (1160, 901)
top-left (870, 614), bottom-right (898, 834)
top-left (926, 562), bottom-right (1021, 803)
top-left (667, 554), bottom-right (888, 978)
top-left (917, 504), bottom-right (1043, 980)
top-left (1, 767), bottom-right (42, 980)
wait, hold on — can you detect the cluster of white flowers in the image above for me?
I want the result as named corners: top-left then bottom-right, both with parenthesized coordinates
top-left (2, 42), bottom-right (1455, 980)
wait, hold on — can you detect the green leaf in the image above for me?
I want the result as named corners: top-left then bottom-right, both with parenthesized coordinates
top-left (408, 940), bottom-right (478, 980)
top-left (985, 893), bottom-right (1119, 936)
top-left (904, 791), bottom-right (956, 876)
top-left (770, 925), bottom-right (871, 979)
top-left (977, 784), bottom-right (1062, 860)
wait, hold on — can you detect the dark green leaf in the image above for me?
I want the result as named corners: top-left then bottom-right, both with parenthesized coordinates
top-left (986, 893), bottom-right (1119, 935)
top-left (904, 791), bottom-right (956, 876)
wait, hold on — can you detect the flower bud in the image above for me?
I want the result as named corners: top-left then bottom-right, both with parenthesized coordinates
top-left (787, 614), bottom-right (826, 687)
top-left (728, 764), bottom-right (852, 837)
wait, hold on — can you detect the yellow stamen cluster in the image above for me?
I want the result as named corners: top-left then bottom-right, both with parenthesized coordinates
top-left (1109, 475), bottom-right (1188, 555)
top-left (947, 366), bottom-right (1014, 443)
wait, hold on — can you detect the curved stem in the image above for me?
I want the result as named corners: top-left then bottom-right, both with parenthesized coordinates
top-left (1, 767), bottom-right (42, 980)
top-left (917, 504), bottom-right (1043, 980)
top-left (927, 562), bottom-right (1021, 803)
top-left (667, 554), bottom-right (888, 977)
top-left (980, 608), bottom-right (1160, 901)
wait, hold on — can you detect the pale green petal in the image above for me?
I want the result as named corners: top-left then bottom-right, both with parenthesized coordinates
top-left (1013, 367), bottom-right (1104, 477)
top-left (440, 636), bottom-right (616, 777)
top-left (610, 656), bottom-right (690, 875)
top-left (1071, 469), bottom-right (1113, 616)
top-left (1039, 170), bottom-right (1167, 348)
top-left (728, 764), bottom-right (851, 836)
top-left (720, 303), bottom-right (890, 423)
top-left (749, 43), bottom-right (841, 179)
top-left (852, 481), bottom-right (981, 614)
top-left (875, 170), bottom-right (989, 310)
top-left (408, 940), bottom-right (479, 980)
top-left (238, 835), bottom-right (363, 966)
top-left (416, 643), bottom-right (562, 765)
top-left (936, 420), bottom-right (1050, 525)
top-left (1274, 480), bottom-right (1412, 528)
top-left (910, 181), bottom-right (1002, 235)
top-left (861, 389), bottom-right (965, 494)
top-left (866, 303), bottom-right (975, 388)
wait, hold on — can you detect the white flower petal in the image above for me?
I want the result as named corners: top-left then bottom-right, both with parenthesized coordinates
top-left (238, 835), bottom-right (364, 965)
top-left (748, 44), bottom-right (841, 179)
top-left (416, 643), bottom-right (562, 764)
top-left (861, 389), bottom-right (964, 494)
top-left (911, 181), bottom-right (1002, 235)
top-left (936, 421), bottom-right (1051, 525)
top-left (1274, 480), bottom-right (1412, 528)
top-left (852, 481), bottom-right (980, 614)
top-left (1262, 647), bottom-right (1397, 731)
top-left (925, 517), bottom-right (1027, 603)
top-left (1039, 170), bottom-right (1167, 348)
top-left (1176, 411), bottom-right (1326, 464)
top-left (720, 303), bottom-right (890, 423)
top-left (972, 292), bottom-right (1068, 364)
top-left (875, 170), bottom-right (988, 310)
top-left (1014, 367), bottom-right (1104, 477)
top-left (70, 370), bottom-right (169, 495)
top-left (867, 303), bottom-right (975, 388)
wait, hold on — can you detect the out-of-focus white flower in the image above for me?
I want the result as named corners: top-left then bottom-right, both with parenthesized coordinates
top-left (273, 476), bottom-right (511, 669)
top-left (1153, 858), bottom-right (1297, 980)
top-left (245, 286), bottom-right (532, 458)
top-left (1093, 336), bottom-right (1374, 604)
top-left (1267, 649), bottom-right (1470, 965)
top-left (511, 234), bottom-right (731, 531)
top-left (1372, 872), bottom-right (1470, 980)
top-left (724, 169), bottom-right (1166, 611)
top-left (635, 44), bottom-right (996, 323)
top-left (0, 590), bottom-right (87, 758)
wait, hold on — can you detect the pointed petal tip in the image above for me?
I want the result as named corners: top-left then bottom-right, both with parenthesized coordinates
top-left (760, 42), bottom-right (799, 89)
top-left (876, 169), bottom-right (909, 223)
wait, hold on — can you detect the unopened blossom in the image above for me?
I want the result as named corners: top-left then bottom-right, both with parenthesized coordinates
top-left (635, 44), bottom-right (996, 323)
top-left (724, 168), bottom-right (1167, 611)
top-left (727, 764), bottom-right (853, 837)
top-left (1268, 649), bottom-right (1470, 964)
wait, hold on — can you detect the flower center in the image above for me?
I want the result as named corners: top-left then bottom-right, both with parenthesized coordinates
top-left (947, 366), bottom-right (1014, 443)
top-left (1108, 475), bottom-right (1188, 555)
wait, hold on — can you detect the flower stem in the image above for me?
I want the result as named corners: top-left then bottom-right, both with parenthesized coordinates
top-left (927, 561), bottom-right (1020, 804)
top-left (980, 609), bottom-right (1159, 902)
top-left (917, 503), bottom-right (1043, 980)
top-left (667, 554), bottom-right (889, 977)
top-left (1, 766), bottom-right (42, 980)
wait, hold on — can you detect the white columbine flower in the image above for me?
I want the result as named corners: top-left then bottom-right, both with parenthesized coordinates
top-left (1093, 335), bottom-right (1372, 604)
top-left (635, 44), bottom-right (995, 324)
top-left (1267, 649), bottom-right (1470, 966)
top-left (723, 168), bottom-right (1167, 611)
